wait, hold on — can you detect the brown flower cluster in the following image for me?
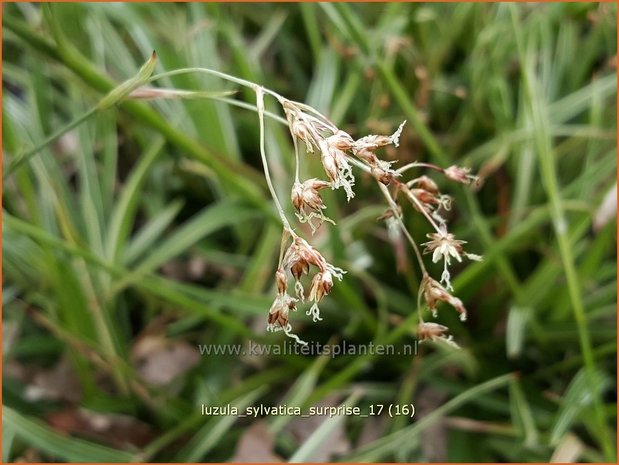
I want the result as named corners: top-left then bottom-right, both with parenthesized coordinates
top-left (258, 95), bottom-right (481, 347)
top-left (266, 235), bottom-right (345, 342)
top-left (291, 179), bottom-right (333, 233)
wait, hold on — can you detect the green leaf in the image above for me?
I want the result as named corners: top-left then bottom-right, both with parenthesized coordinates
top-left (124, 199), bottom-right (184, 265)
top-left (509, 377), bottom-right (539, 446)
top-left (2, 422), bottom-right (16, 462)
top-left (2, 406), bottom-right (136, 462)
top-left (344, 374), bottom-right (512, 461)
top-left (105, 136), bottom-right (166, 263)
top-left (289, 390), bottom-right (363, 462)
top-left (112, 201), bottom-right (258, 293)
top-left (269, 350), bottom-right (331, 434)
top-left (506, 306), bottom-right (531, 358)
top-left (174, 387), bottom-right (266, 462)
top-left (550, 368), bottom-right (610, 444)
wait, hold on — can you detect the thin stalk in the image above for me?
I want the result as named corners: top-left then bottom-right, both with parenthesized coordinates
top-left (209, 96), bottom-right (287, 125)
top-left (416, 277), bottom-right (426, 323)
top-left (537, 138), bottom-right (615, 458)
top-left (292, 133), bottom-right (301, 183)
top-left (149, 68), bottom-right (284, 101)
top-left (403, 187), bottom-right (443, 233)
top-left (344, 373), bottom-right (513, 461)
top-left (397, 161), bottom-right (445, 175)
top-left (377, 183), bottom-right (427, 275)
top-left (255, 87), bottom-right (295, 234)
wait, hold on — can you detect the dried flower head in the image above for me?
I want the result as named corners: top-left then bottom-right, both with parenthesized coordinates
top-left (422, 226), bottom-right (482, 289)
top-left (417, 322), bottom-right (459, 348)
top-left (282, 236), bottom-right (319, 301)
top-left (267, 293), bottom-right (297, 331)
top-left (307, 271), bottom-right (334, 322)
top-left (352, 121), bottom-right (406, 152)
top-left (412, 175), bottom-right (439, 194)
top-left (291, 178), bottom-right (334, 232)
top-left (290, 118), bottom-right (316, 152)
top-left (290, 258), bottom-right (310, 283)
top-left (372, 165), bottom-right (397, 185)
top-left (421, 274), bottom-right (467, 321)
top-left (269, 236), bottom-right (344, 340)
top-left (444, 165), bottom-right (479, 186)
top-left (326, 130), bottom-right (355, 152)
top-left (410, 188), bottom-right (451, 212)
top-left (354, 147), bottom-right (379, 165)
top-left (280, 236), bottom-right (345, 306)
top-left (319, 139), bottom-right (356, 201)
top-left (423, 229), bottom-right (466, 264)
top-left (308, 270), bottom-right (333, 303)
top-left (351, 126), bottom-right (402, 186)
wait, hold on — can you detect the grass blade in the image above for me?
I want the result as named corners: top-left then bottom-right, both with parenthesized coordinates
top-left (3, 406), bottom-right (136, 462)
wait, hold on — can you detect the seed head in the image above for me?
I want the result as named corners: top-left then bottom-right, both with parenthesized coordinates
top-left (421, 274), bottom-right (468, 321)
top-left (354, 134), bottom-right (393, 150)
top-left (282, 237), bottom-right (323, 273)
top-left (309, 270), bottom-right (333, 303)
top-left (422, 228), bottom-right (482, 289)
top-left (417, 322), bottom-right (459, 348)
top-left (411, 188), bottom-right (439, 206)
top-left (422, 229), bottom-right (466, 264)
top-left (267, 293), bottom-right (297, 331)
top-left (290, 259), bottom-right (310, 282)
top-left (288, 116), bottom-right (317, 153)
top-left (354, 148), bottom-right (379, 165)
top-left (326, 130), bottom-right (355, 151)
top-left (444, 165), bottom-right (479, 186)
top-left (281, 237), bottom-right (345, 301)
top-left (291, 179), bottom-right (334, 232)
top-left (319, 140), bottom-right (355, 201)
top-left (413, 175), bottom-right (439, 195)
top-left (352, 120), bottom-right (406, 152)
top-left (372, 166), bottom-right (395, 185)
top-left (320, 146), bottom-right (339, 183)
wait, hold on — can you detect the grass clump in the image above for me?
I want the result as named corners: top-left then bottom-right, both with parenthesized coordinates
top-left (3, 2), bottom-right (617, 462)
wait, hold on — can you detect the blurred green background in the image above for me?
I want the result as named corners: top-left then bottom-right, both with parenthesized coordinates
top-left (2, 2), bottom-right (617, 462)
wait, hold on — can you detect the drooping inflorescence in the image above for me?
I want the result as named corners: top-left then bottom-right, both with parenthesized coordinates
top-left (254, 87), bottom-right (481, 347)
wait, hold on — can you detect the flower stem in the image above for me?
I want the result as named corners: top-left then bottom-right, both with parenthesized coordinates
top-left (377, 183), bottom-right (427, 275)
top-left (149, 68), bottom-right (285, 101)
top-left (255, 86), bottom-right (295, 235)
top-left (403, 186), bottom-right (443, 233)
top-left (397, 161), bottom-right (445, 175)
top-left (292, 133), bottom-right (301, 183)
